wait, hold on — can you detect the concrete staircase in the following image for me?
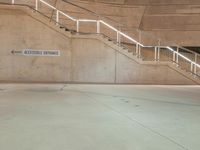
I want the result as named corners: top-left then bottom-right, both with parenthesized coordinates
top-left (0, 2), bottom-right (200, 84)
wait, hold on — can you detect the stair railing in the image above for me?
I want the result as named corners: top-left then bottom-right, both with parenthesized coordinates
top-left (10, 0), bottom-right (200, 77)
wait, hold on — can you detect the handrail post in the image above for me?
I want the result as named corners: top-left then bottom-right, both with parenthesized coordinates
top-left (138, 45), bottom-right (141, 58)
top-left (194, 53), bottom-right (197, 75)
top-left (173, 51), bottom-right (176, 63)
top-left (56, 10), bottom-right (59, 25)
top-left (176, 47), bottom-right (179, 66)
top-left (138, 30), bottom-right (141, 58)
top-left (157, 46), bottom-right (160, 61)
top-left (35, 0), bottom-right (38, 10)
top-left (154, 46), bottom-right (157, 61)
top-left (117, 31), bottom-right (119, 43)
top-left (12, 0), bottom-right (14, 4)
top-left (76, 20), bottom-right (79, 32)
top-left (97, 21), bottom-right (100, 33)
top-left (191, 62), bottom-right (193, 73)
top-left (157, 39), bottom-right (161, 61)
top-left (136, 44), bottom-right (139, 56)
top-left (117, 31), bottom-right (121, 45)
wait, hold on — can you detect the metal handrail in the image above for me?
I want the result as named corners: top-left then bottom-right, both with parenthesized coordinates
top-left (62, 0), bottom-right (123, 27)
top-left (6, 0), bottom-right (200, 76)
top-left (63, 0), bottom-right (200, 57)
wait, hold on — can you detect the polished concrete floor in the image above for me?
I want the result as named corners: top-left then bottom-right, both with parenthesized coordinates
top-left (0, 84), bottom-right (199, 150)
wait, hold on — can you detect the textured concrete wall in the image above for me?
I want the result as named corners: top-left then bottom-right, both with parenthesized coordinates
top-left (71, 37), bottom-right (196, 84)
top-left (116, 54), bottom-right (195, 84)
top-left (2, 0), bottom-right (200, 46)
top-left (71, 38), bottom-right (116, 83)
top-left (0, 7), bottom-right (197, 84)
top-left (0, 8), bottom-right (71, 82)
top-left (60, 0), bottom-right (200, 46)
top-left (76, 0), bottom-right (200, 5)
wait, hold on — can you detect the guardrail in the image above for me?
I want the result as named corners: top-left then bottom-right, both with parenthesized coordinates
top-left (10, 0), bottom-right (200, 77)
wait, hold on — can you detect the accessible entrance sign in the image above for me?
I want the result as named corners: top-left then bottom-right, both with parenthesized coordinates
top-left (11, 49), bottom-right (60, 57)
top-left (23, 49), bottom-right (60, 56)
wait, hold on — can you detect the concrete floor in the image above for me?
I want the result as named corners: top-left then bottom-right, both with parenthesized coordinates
top-left (0, 84), bottom-right (199, 150)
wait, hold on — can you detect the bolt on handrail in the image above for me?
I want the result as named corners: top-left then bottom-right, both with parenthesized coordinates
top-left (10, 0), bottom-right (200, 76)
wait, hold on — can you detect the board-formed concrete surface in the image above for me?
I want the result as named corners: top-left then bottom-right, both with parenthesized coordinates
top-left (0, 5), bottom-right (198, 85)
top-left (0, 84), bottom-right (199, 150)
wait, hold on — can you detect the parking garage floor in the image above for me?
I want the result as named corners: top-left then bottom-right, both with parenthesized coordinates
top-left (0, 84), bottom-right (199, 150)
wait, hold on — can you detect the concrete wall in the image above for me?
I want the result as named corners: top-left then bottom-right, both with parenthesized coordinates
top-left (3, 0), bottom-right (200, 46)
top-left (0, 6), bottom-right (197, 84)
top-left (0, 7), bottom-right (71, 82)
top-left (4, 0), bottom-right (200, 46)
top-left (71, 37), bottom-right (196, 84)
top-left (59, 0), bottom-right (200, 46)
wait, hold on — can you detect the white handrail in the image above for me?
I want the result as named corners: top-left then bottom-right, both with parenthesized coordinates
top-left (40, 0), bottom-right (56, 10)
top-left (99, 21), bottom-right (143, 47)
top-left (10, 0), bottom-right (200, 72)
top-left (79, 19), bottom-right (97, 22)
top-left (100, 20), bottom-right (118, 32)
top-left (58, 10), bottom-right (76, 22)
top-left (118, 31), bottom-right (143, 47)
top-left (167, 47), bottom-right (200, 68)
